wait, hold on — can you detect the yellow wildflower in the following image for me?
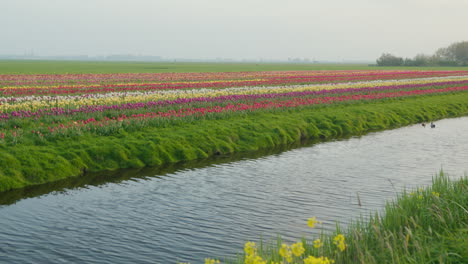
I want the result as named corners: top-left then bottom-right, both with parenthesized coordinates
top-left (244, 254), bottom-right (266, 264)
top-left (333, 234), bottom-right (346, 252)
top-left (304, 256), bottom-right (335, 264)
top-left (279, 244), bottom-right (292, 262)
top-left (244, 241), bottom-right (256, 256)
top-left (313, 239), bottom-right (323, 248)
top-left (279, 244), bottom-right (289, 257)
top-left (432, 191), bottom-right (440, 197)
top-left (291, 241), bottom-right (305, 257)
top-left (252, 256), bottom-right (266, 264)
top-left (308, 217), bottom-right (319, 228)
top-left (205, 258), bottom-right (220, 264)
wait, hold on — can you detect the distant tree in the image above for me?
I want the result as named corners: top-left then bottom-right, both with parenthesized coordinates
top-left (435, 41), bottom-right (468, 65)
top-left (376, 40), bottom-right (468, 67)
top-left (435, 47), bottom-right (451, 61)
top-left (447, 41), bottom-right (468, 65)
top-left (376, 53), bottom-right (404, 66)
top-left (433, 48), bottom-right (457, 66)
top-left (413, 54), bottom-right (435, 66)
top-left (403, 58), bottom-right (416, 66)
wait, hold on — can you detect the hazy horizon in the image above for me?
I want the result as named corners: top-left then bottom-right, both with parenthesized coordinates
top-left (2, 0), bottom-right (467, 61)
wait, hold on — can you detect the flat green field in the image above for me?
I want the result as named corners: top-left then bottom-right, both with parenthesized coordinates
top-left (2, 60), bottom-right (468, 74)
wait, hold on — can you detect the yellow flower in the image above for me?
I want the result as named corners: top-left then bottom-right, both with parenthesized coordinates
top-left (279, 244), bottom-right (292, 262)
top-left (308, 217), bottom-right (319, 228)
top-left (244, 254), bottom-right (265, 264)
top-left (337, 242), bottom-right (346, 252)
top-left (304, 256), bottom-right (335, 264)
top-left (291, 242), bottom-right (305, 257)
top-left (279, 244), bottom-right (289, 257)
top-left (313, 239), bottom-right (323, 248)
top-left (333, 234), bottom-right (346, 252)
top-left (244, 241), bottom-right (256, 256)
top-left (432, 191), bottom-right (440, 197)
top-left (204, 258), bottom-right (220, 264)
top-left (333, 234), bottom-right (345, 242)
top-left (252, 256), bottom-right (266, 264)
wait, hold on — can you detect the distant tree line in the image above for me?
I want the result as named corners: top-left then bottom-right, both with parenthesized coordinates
top-left (376, 41), bottom-right (468, 66)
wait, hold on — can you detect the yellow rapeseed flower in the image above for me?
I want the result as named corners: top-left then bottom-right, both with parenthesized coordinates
top-left (313, 239), bottom-right (323, 248)
top-left (244, 254), bottom-right (266, 264)
top-left (205, 258), bottom-right (220, 264)
top-left (279, 244), bottom-right (293, 263)
top-left (333, 234), bottom-right (346, 252)
top-left (279, 244), bottom-right (289, 257)
top-left (251, 256), bottom-right (266, 264)
top-left (304, 256), bottom-right (335, 264)
top-left (244, 241), bottom-right (256, 256)
top-left (308, 217), bottom-right (319, 228)
top-left (291, 241), bottom-right (305, 257)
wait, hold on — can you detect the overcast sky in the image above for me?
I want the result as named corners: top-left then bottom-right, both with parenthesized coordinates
top-left (1, 0), bottom-right (467, 61)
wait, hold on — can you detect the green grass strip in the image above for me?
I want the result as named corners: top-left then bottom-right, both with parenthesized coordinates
top-left (1, 60), bottom-right (468, 74)
top-left (0, 93), bottom-right (467, 192)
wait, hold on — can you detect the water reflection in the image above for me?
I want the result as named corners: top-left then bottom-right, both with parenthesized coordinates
top-left (0, 139), bottom-right (322, 206)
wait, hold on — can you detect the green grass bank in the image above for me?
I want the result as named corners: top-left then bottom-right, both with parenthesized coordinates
top-left (225, 172), bottom-right (467, 264)
top-left (1, 60), bottom-right (468, 74)
top-left (0, 92), bottom-right (467, 192)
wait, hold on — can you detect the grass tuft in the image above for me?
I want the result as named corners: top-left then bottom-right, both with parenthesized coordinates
top-left (223, 172), bottom-right (467, 264)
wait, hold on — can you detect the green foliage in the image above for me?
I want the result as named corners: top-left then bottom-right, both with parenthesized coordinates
top-left (436, 41), bottom-right (468, 66)
top-left (377, 53), bottom-right (404, 66)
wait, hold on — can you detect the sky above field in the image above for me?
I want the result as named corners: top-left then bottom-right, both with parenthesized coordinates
top-left (1, 0), bottom-right (467, 61)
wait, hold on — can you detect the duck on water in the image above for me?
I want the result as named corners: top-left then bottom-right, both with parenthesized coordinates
top-left (421, 122), bottom-right (436, 128)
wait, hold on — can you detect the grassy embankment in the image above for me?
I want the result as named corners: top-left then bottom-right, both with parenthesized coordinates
top-left (2, 60), bottom-right (468, 74)
top-left (224, 172), bottom-right (467, 264)
top-left (0, 92), bottom-right (467, 192)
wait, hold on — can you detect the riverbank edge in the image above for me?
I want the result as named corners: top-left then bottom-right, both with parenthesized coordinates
top-left (0, 93), bottom-right (467, 192)
top-left (225, 172), bottom-right (467, 264)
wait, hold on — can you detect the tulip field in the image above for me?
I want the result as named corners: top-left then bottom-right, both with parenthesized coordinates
top-left (1, 70), bottom-right (468, 140)
top-left (1, 69), bottom-right (468, 191)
